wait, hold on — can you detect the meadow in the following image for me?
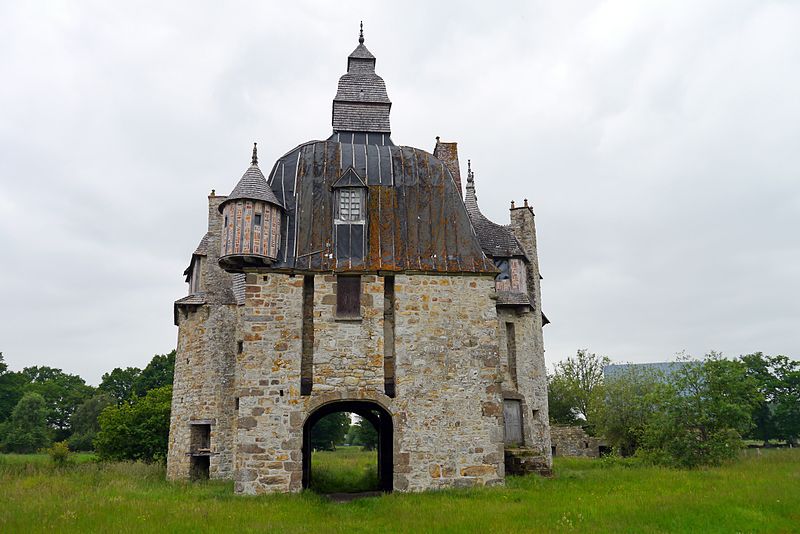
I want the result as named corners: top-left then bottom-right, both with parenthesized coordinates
top-left (309, 446), bottom-right (379, 493)
top-left (0, 448), bottom-right (798, 533)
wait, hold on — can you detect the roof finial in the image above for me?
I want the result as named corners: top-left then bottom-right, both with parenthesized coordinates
top-left (467, 159), bottom-right (474, 182)
top-left (251, 142), bottom-right (258, 166)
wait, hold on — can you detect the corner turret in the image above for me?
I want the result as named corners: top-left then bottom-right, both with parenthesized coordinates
top-left (218, 143), bottom-right (284, 272)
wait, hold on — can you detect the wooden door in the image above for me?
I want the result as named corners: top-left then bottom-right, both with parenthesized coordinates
top-left (504, 399), bottom-right (523, 446)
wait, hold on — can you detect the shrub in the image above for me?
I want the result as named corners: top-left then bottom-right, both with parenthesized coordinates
top-left (47, 440), bottom-right (71, 466)
top-left (638, 355), bottom-right (760, 468)
top-left (94, 385), bottom-right (172, 462)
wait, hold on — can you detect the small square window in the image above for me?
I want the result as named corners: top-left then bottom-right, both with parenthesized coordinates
top-left (254, 213), bottom-right (262, 226)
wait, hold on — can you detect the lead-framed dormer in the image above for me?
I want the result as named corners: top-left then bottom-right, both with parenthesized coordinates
top-left (332, 166), bottom-right (368, 264)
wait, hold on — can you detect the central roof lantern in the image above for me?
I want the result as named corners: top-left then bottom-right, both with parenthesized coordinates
top-left (330, 22), bottom-right (393, 145)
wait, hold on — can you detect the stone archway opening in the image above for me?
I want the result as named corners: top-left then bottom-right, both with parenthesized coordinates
top-left (302, 400), bottom-right (393, 494)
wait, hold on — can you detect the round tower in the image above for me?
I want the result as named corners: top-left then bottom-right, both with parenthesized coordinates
top-left (218, 143), bottom-right (284, 271)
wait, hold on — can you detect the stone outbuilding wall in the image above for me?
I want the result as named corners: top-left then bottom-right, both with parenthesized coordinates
top-left (550, 425), bottom-right (607, 458)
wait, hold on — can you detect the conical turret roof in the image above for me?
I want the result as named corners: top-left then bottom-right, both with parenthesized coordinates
top-left (219, 143), bottom-right (283, 211)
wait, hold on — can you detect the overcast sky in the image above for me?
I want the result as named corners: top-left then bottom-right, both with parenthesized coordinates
top-left (1, 1), bottom-right (798, 385)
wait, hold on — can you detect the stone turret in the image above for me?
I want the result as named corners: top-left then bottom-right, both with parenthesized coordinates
top-left (218, 143), bottom-right (284, 272)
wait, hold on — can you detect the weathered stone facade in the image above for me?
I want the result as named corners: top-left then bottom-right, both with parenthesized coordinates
top-left (167, 29), bottom-right (552, 494)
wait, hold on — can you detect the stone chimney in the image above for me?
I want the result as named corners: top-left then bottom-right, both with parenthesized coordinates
top-left (510, 199), bottom-right (543, 320)
top-left (433, 137), bottom-right (463, 198)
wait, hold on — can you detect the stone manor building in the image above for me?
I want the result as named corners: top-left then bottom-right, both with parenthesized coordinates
top-left (167, 27), bottom-right (552, 494)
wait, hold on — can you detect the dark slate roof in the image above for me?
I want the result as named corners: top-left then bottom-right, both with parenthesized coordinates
top-left (220, 164), bottom-right (283, 211)
top-left (193, 232), bottom-right (210, 256)
top-left (175, 293), bottom-right (206, 306)
top-left (332, 36), bottom-right (391, 134)
top-left (267, 140), bottom-right (496, 274)
top-left (232, 273), bottom-right (246, 305)
top-left (333, 167), bottom-right (367, 188)
top-left (496, 291), bottom-right (532, 306)
top-left (349, 42), bottom-right (375, 60)
top-left (464, 168), bottom-right (526, 258)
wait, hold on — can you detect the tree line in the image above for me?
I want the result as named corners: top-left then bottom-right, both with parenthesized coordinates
top-left (0, 351), bottom-right (175, 459)
top-left (549, 350), bottom-right (799, 467)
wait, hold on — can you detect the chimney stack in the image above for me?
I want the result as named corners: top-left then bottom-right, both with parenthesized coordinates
top-left (433, 137), bottom-right (463, 198)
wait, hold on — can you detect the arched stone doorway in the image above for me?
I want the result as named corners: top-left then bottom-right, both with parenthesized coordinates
top-left (302, 400), bottom-right (393, 492)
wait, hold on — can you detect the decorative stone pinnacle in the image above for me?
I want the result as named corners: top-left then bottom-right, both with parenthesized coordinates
top-left (467, 159), bottom-right (474, 182)
top-left (359, 21), bottom-right (364, 44)
top-left (511, 200), bottom-right (516, 208)
top-left (524, 198), bottom-right (529, 207)
top-left (251, 142), bottom-right (258, 166)
top-left (436, 135), bottom-right (440, 143)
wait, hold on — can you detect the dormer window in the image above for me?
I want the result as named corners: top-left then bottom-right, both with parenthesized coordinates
top-left (336, 188), bottom-right (364, 223)
top-left (332, 167), bottom-right (367, 263)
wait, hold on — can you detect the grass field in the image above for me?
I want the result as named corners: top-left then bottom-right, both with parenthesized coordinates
top-left (309, 446), bottom-right (379, 493)
top-left (1, 448), bottom-right (798, 533)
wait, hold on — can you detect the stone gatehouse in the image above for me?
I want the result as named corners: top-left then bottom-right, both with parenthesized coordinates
top-left (167, 27), bottom-right (552, 495)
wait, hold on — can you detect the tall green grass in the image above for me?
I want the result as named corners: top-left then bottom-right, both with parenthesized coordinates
top-left (0, 448), bottom-right (797, 533)
top-left (309, 447), bottom-right (379, 493)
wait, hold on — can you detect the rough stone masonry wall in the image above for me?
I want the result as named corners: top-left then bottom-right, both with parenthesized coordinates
top-left (233, 272), bottom-right (506, 494)
top-left (167, 304), bottom-right (238, 480)
top-left (550, 425), bottom-right (603, 458)
top-left (167, 193), bottom-right (238, 481)
top-left (497, 307), bottom-right (550, 457)
top-left (393, 274), bottom-right (505, 491)
top-left (234, 273), bottom-right (304, 494)
top-left (312, 275), bottom-right (385, 392)
top-left (509, 204), bottom-right (552, 466)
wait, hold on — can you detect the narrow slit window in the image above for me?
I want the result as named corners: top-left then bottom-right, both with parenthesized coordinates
top-left (506, 322), bottom-right (518, 388)
top-left (301, 275), bottom-right (314, 395)
top-left (383, 276), bottom-right (396, 397)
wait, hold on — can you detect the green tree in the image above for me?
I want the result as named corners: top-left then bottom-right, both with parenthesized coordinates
top-left (95, 385), bottom-right (172, 462)
top-left (593, 365), bottom-right (667, 456)
top-left (548, 349), bottom-right (610, 425)
top-left (311, 412), bottom-right (350, 450)
top-left (0, 354), bottom-right (27, 424)
top-left (547, 373), bottom-right (581, 425)
top-left (772, 359), bottom-right (800, 445)
top-left (349, 418), bottom-right (379, 451)
top-left (68, 393), bottom-right (115, 451)
top-left (132, 351), bottom-right (175, 397)
top-left (639, 354), bottom-right (760, 467)
top-left (99, 367), bottom-right (141, 404)
top-left (1, 392), bottom-right (51, 453)
top-left (740, 353), bottom-right (800, 445)
top-left (22, 366), bottom-right (94, 441)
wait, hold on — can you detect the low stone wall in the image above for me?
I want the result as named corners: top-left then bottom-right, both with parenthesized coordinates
top-left (550, 425), bottom-right (606, 458)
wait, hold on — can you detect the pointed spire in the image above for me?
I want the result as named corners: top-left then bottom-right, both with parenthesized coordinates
top-left (251, 142), bottom-right (258, 166)
top-left (359, 21), bottom-right (364, 44)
